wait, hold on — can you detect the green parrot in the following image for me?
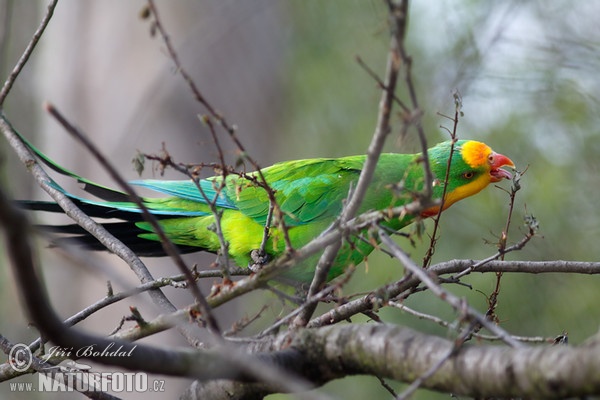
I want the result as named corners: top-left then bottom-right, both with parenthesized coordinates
top-left (20, 138), bottom-right (514, 282)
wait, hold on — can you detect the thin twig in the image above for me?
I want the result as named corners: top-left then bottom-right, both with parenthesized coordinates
top-left (147, 143), bottom-right (233, 281)
top-left (379, 228), bottom-right (523, 348)
top-left (44, 103), bottom-right (222, 336)
top-left (451, 225), bottom-right (536, 280)
top-left (146, 0), bottom-right (293, 253)
top-left (224, 305), bottom-right (270, 337)
top-left (292, 0), bottom-right (410, 328)
top-left (199, 115), bottom-right (232, 278)
top-left (355, 55), bottom-right (410, 113)
top-left (260, 266), bottom-right (356, 338)
top-left (485, 167), bottom-right (523, 323)
top-left (0, 0), bottom-right (58, 106)
top-left (422, 95), bottom-right (461, 267)
top-left (259, 202), bottom-right (275, 256)
top-left (377, 375), bottom-right (399, 397)
top-left (26, 268), bottom-right (246, 356)
top-left (387, 0), bottom-right (434, 196)
top-left (389, 301), bottom-right (549, 343)
top-left (0, 115), bottom-right (194, 328)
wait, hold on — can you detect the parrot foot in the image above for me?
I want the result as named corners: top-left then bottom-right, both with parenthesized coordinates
top-left (249, 249), bottom-right (271, 272)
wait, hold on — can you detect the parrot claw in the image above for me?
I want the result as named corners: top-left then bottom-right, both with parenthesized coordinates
top-left (249, 249), bottom-right (271, 272)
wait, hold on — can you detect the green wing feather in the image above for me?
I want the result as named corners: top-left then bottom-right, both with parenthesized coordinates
top-left (227, 157), bottom-right (365, 226)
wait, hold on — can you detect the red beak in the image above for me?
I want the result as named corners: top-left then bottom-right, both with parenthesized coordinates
top-left (489, 152), bottom-right (515, 182)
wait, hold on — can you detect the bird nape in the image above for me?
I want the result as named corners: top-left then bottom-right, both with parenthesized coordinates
top-left (18, 136), bottom-right (515, 283)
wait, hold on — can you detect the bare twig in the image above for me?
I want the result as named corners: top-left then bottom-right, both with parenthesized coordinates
top-left (451, 224), bottom-right (536, 280)
top-left (145, 143), bottom-right (233, 281)
top-left (198, 115), bottom-right (232, 277)
top-left (380, 229), bottom-right (524, 347)
top-left (485, 167), bottom-right (524, 323)
top-left (389, 301), bottom-right (549, 343)
top-left (355, 55), bottom-right (410, 113)
top-left (0, 0), bottom-right (58, 106)
top-left (422, 93), bottom-right (461, 267)
top-left (377, 375), bottom-right (399, 397)
top-left (145, 0), bottom-right (233, 135)
top-left (145, 0), bottom-right (293, 253)
top-left (292, 0), bottom-right (411, 329)
top-left (224, 305), bottom-right (270, 337)
top-left (44, 103), bottom-right (222, 336)
top-left (0, 115), bottom-right (196, 327)
top-left (23, 268), bottom-right (247, 357)
top-left (259, 266), bottom-right (356, 338)
top-left (388, 0), bottom-right (434, 195)
top-left (259, 202), bottom-right (275, 256)
top-left (0, 183), bottom-right (326, 395)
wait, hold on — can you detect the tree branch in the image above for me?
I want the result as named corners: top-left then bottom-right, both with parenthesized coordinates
top-left (291, 323), bottom-right (600, 399)
top-left (0, 113), bottom-right (209, 347)
top-left (0, 0), bottom-right (58, 107)
top-left (292, 0), bottom-right (410, 329)
top-left (0, 182), bottom-right (326, 396)
top-left (379, 229), bottom-right (523, 348)
top-left (308, 257), bottom-right (600, 328)
top-left (186, 323), bottom-right (600, 399)
top-left (44, 102), bottom-right (222, 336)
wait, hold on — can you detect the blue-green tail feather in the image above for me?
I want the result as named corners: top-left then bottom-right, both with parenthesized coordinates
top-left (13, 129), bottom-right (223, 256)
top-left (14, 129), bottom-right (216, 218)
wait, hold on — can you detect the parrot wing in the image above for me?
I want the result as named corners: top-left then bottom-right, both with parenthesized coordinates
top-left (223, 157), bottom-right (365, 226)
top-left (128, 157), bottom-right (366, 226)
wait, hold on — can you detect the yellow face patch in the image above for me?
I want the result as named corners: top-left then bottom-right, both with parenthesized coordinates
top-left (460, 141), bottom-right (492, 168)
top-left (421, 174), bottom-right (490, 217)
top-left (443, 174), bottom-right (490, 208)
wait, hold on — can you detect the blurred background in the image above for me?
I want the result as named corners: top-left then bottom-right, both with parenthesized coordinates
top-left (1, 0), bottom-right (600, 399)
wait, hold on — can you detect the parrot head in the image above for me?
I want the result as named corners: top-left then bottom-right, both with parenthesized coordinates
top-left (422, 140), bottom-right (515, 217)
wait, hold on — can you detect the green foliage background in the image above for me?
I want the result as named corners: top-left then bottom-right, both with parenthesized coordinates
top-left (1, 1), bottom-right (600, 399)
top-left (272, 1), bottom-right (600, 398)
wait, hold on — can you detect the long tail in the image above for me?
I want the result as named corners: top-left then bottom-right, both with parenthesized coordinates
top-left (15, 131), bottom-right (227, 256)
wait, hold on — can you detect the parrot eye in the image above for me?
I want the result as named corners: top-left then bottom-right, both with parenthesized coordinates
top-left (488, 154), bottom-right (494, 164)
top-left (462, 171), bottom-right (475, 179)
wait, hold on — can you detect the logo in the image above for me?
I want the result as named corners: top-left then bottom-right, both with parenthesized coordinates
top-left (9, 343), bottom-right (33, 372)
top-left (7, 343), bottom-right (166, 393)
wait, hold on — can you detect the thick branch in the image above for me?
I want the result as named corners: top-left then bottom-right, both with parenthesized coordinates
top-left (185, 323), bottom-right (600, 399)
top-left (292, 323), bottom-right (600, 399)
